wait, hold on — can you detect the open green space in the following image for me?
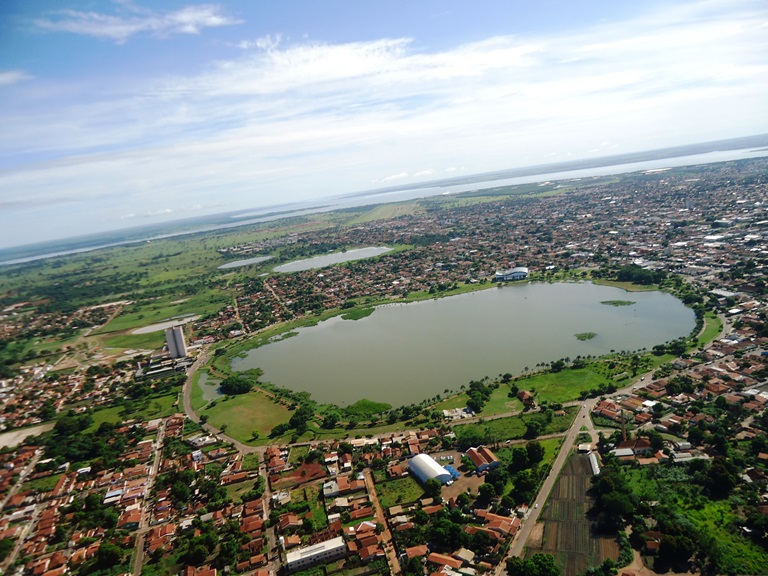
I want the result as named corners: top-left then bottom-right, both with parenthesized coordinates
top-left (84, 392), bottom-right (179, 432)
top-left (375, 475), bottom-right (424, 509)
top-left (288, 445), bottom-right (309, 464)
top-left (622, 466), bottom-right (768, 575)
top-left (21, 472), bottom-right (63, 494)
top-left (224, 478), bottom-right (259, 502)
top-left (520, 369), bottom-right (610, 403)
top-left (203, 388), bottom-right (293, 445)
top-left (433, 384), bottom-right (522, 415)
top-left (94, 290), bottom-right (227, 335)
top-left (97, 330), bottom-right (165, 351)
top-left (241, 453), bottom-right (260, 471)
top-left (291, 483), bottom-right (327, 527)
top-left (454, 407), bottom-right (577, 445)
top-left (695, 311), bottom-right (723, 347)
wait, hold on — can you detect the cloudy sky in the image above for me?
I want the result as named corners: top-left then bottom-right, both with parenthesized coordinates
top-left (1, 0), bottom-right (767, 249)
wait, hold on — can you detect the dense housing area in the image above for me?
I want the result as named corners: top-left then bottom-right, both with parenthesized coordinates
top-left (0, 158), bottom-right (768, 576)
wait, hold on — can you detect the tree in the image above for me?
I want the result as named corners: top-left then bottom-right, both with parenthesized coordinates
top-left (524, 420), bottom-right (543, 440)
top-left (0, 538), bottom-right (14, 562)
top-left (423, 478), bottom-right (443, 502)
top-left (219, 375), bottom-right (253, 395)
top-left (478, 482), bottom-right (497, 500)
top-left (95, 542), bottom-right (123, 569)
top-left (526, 441), bottom-right (545, 465)
top-left (506, 553), bottom-right (560, 576)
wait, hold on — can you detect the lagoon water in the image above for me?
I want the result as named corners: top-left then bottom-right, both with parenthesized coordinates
top-left (273, 247), bottom-right (392, 272)
top-left (232, 282), bottom-right (695, 407)
top-left (218, 256), bottom-right (272, 269)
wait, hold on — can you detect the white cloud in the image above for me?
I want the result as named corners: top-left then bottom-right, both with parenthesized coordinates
top-left (381, 172), bottom-right (409, 182)
top-left (2, 0), bottom-right (768, 247)
top-left (35, 3), bottom-right (240, 43)
top-left (0, 70), bottom-right (32, 86)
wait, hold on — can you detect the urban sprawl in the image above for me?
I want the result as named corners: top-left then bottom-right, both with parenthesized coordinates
top-left (1, 158), bottom-right (768, 576)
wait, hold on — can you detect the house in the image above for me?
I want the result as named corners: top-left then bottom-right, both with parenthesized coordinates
top-left (517, 390), bottom-right (535, 406)
top-left (465, 446), bottom-right (499, 473)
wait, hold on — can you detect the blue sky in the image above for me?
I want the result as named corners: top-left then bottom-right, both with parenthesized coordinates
top-left (1, 0), bottom-right (767, 249)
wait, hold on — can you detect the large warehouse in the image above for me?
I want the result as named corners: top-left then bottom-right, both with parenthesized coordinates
top-left (408, 454), bottom-right (453, 484)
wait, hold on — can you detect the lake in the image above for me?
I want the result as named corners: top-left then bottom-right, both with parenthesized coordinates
top-left (218, 255), bottom-right (273, 269)
top-left (231, 282), bottom-right (696, 406)
top-left (273, 247), bottom-right (392, 272)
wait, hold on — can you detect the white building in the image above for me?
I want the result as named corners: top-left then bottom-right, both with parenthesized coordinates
top-left (408, 453), bottom-right (452, 485)
top-left (286, 536), bottom-right (347, 572)
top-left (494, 267), bottom-right (529, 281)
top-left (165, 325), bottom-right (187, 358)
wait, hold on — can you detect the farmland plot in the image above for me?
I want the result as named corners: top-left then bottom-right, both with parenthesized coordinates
top-left (526, 454), bottom-right (618, 576)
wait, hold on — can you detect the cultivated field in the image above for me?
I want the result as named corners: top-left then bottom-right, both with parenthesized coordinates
top-left (526, 454), bottom-right (619, 576)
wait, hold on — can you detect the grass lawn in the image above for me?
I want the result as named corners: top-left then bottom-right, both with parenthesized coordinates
top-left (84, 393), bottom-right (179, 432)
top-left (683, 499), bottom-right (768, 575)
top-left (695, 311), bottom-right (723, 347)
top-left (203, 388), bottom-right (292, 445)
top-left (242, 453), bottom-right (260, 471)
top-left (521, 369), bottom-right (609, 403)
top-left (97, 330), bottom-right (165, 351)
top-left (94, 289), bottom-right (227, 335)
top-left (375, 476), bottom-right (424, 509)
top-left (225, 478), bottom-right (259, 502)
top-left (291, 484), bottom-right (327, 526)
top-left (22, 473), bottom-right (63, 493)
top-left (433, 394), bottom-right (470, 412)
top-left (497, 437), bottom-right (562, 465)
top-left (289, 445), bottom-right (309, 464)
top-left (433, 385), bottom-right (523, 416)
top-left (348, 203), bottom-right (420, 224)
top-left (454, 408), bottom-right (577, 444)
top-left (484, 386), bottom-right (524, 414)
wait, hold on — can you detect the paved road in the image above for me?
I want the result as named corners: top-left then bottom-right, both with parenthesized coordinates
top-left (362, 468), bottom-right (402, 576)
top-left (132, 420), bottom-right (167, 576)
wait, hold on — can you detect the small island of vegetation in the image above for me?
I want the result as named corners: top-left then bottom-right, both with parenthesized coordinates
top-left (600, 300), bottom-right (636, 307)
top-left (575, 332), bottom-right (597, 341)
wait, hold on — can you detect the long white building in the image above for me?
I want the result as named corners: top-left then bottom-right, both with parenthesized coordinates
top-left (408, 453), bottom-right (452, 485)
top-left (285, 536), bottom-right (347, 572)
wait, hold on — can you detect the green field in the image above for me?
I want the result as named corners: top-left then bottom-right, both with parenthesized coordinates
top-left (85, 392), bottom-right (180, 432)
top-left (454, 408), bottom-right (577, 444)
top-left (375, 476), bottom-right (424, 509)
top-left (434, 384), bottom-right (523, 415)
top-left (291, 483), bottom-right (327, 527)
top-left (241, 453), bottom-right (260, 471)
top-left (288, 445), bottom-right (309, 463)
top-left (98, 330), bottom-right (165, 351)
top-left (695, 311), bottom-right (723, 347)
top-left (21, 472), bottom-right (63, 493)
top-left (94, 290), bottom-right (227, 335)
top-left (203, 388), bottom-right (293, 445)
top-left (224, 478), bottom-right (260, 502)
top-left (521, 369), bottom-right (610, 403)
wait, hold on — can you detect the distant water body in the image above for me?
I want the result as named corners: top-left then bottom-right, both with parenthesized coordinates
top-left (274, 247), bottom-right (392, 273)
top-left (3, 146), bottom-right (767, 266)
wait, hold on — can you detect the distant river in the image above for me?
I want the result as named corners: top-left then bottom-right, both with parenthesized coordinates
top-left (273, 247), bottom-right (392, 272)
top-left (231, 282), bottom-right (695, 406)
